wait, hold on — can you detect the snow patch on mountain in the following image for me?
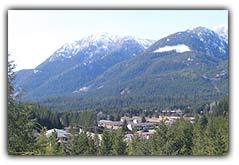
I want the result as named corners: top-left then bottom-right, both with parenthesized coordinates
top-left (72, 86), bottom-right (90, 93)
top-left (33, 69), bottom-right (39, 74)
top-left (154, 44), bottom-right (191, 53)
top-left (187, 57), bottom-right (193, 61)
top-left (182, 26), bottom-right (227, 57)
top-left (136, 38), bottom-right (155, 48)
top-left (79, 86), bottom-right (90, 92)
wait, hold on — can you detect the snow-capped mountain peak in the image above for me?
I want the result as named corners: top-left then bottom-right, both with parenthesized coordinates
top-left (188, 26), bottom-right (228, 42)
top-left (83, 32), bottom-right (119, 44)
top-left (135, 38), bottom-right (155, 48)
top-left (187, 26), bottom-right (212, 32)
top-left (48, 33), bottom-right (154, 62)
top-left (186, 26), bottom-right (217, 38)
top-left (149, 26), bottom-right (228, 59)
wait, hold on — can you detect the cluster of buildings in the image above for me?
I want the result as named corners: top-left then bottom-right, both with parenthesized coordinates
top-left (43, 109), bottom-right (195, 143)
top-left (97, 112), bottom-right (195, 141)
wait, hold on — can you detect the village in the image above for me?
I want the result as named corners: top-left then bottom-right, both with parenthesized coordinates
top-left (43, 108), bottom-right (195, 144)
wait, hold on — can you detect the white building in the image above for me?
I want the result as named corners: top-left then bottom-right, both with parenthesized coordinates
top-left (46, 129), bottom-right (71, 142)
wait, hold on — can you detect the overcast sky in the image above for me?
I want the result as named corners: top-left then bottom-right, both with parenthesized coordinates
top-left (8, 10), bottom-right (228, 71)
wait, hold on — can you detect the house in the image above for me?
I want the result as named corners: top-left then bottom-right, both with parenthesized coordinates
top-left (64, 126), bottom-right (82, 134)
top-left (127, 122), bottom-right (155, 131)
top-left (121, 116), bottom-right (141, 123)
top-left (98, 120), bottom-right (123, 130)
top-left (146, 117), bottom-right (164, 124)
top-left (46, 129), bottom-right (71, 143)
top-left (136, 130), bottom-right (156, 139)
top-left (164, 116), bottom-right (180, 126)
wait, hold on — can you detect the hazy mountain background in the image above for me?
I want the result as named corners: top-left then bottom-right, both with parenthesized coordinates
top-left (14, 26), bottom-right (228, 112)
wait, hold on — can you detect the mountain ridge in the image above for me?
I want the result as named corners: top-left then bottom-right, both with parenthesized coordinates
top-left (14, 27), bottom-right (228, 111)
top-left (14, 33), bottom-right (155, 99)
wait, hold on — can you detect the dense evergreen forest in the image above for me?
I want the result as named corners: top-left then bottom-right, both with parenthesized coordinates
top-left (36, 93), bottom-right (225, 112)
top-left (8, 60), bottom-right (229, 156)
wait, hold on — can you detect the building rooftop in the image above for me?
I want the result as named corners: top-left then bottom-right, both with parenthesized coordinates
top-left (98, 120), bottom-right (123, 126)
top-left (46, 129), bottom-right (71, 139)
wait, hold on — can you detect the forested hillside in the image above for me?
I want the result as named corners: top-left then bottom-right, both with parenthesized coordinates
top-left (14, 27), bottom-right (228, 112)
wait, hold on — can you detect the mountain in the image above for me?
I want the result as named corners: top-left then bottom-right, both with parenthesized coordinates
top-left (59, 27), bottom-right (227, 109)
top-left (212, 25), bottom-right (228, 42)
top-left (14, 27), bottom-right (228, 111)
top-left (14, 33), bottom-right (155, 99)
top-left (146, 26), bottom-right (228, 59)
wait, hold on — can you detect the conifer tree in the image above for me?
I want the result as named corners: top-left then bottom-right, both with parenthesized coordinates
top-left (151, 122), bottom-right (168, 155)
top-left (100, 130), bottom-right (114, 155)
top-left (165, 119), bottom-right (193, 155)
top-left (8, 58), bottom-right (36, 155)
top-left (112, 129), bottom-right (127, 155)
top-left (192, 122), bottom-right (207, 155)
top-left (45, 131), bottom-right (65, 155)
top-left (35, 128), bottom-right (48, 155)
top-left (71, 131), bottom-right (89, 155)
